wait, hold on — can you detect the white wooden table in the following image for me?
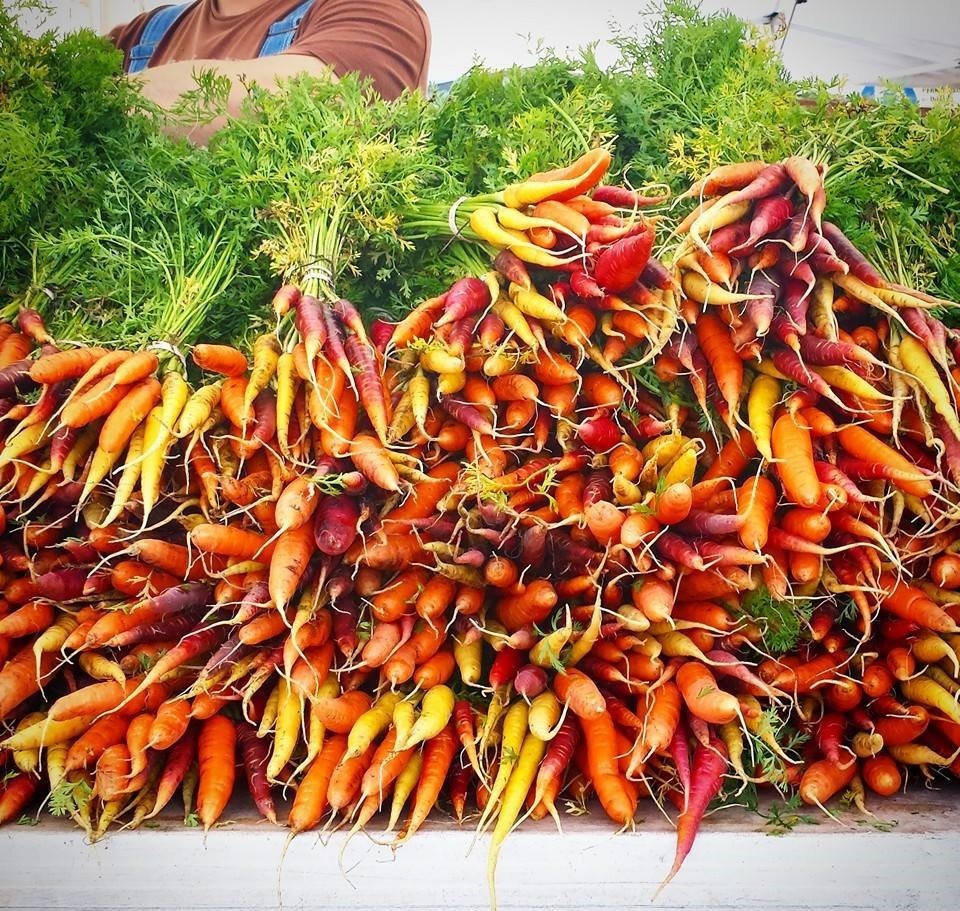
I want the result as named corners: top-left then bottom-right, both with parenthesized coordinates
top-left (2, 791), bottom-right (959, 911)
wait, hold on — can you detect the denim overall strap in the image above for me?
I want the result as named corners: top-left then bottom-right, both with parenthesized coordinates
top-left (127, 3), bottom-right (194, 73)
top-left (258, 0), bottom-right (314, 56)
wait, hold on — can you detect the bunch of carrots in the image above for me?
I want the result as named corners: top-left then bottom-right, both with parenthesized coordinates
top-left (1, 148), bottom-right (960, 905)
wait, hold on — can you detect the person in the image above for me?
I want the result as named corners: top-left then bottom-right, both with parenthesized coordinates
top-left (108, 0), bottom-right (430, 140)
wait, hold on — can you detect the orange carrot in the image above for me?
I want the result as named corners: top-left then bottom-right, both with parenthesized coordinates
top-left (349, 433), bottom-right (400, 491)
top-left (676, 661), bottom-right (739, 724)
top-left (197, 715), bottom-right (236, 831)
top-left (580, 711), bottom-right (637, 824)
top-left (772, 414), bottom-right (821, 507)
top-left (192, 344), bottom-right (248, 377)
top-left (398, 724), bottom-right (457, 841)
top-left (553, 669), bottom-right (606, 719)
top-left (288, 735), bottom-right (348, 832)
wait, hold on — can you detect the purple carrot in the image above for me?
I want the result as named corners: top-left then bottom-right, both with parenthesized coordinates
top-left (814, 461), bottom-right (877, 504)
top-left (770, 349), bottom-right (841, 405)
top-left (235, 581), bottom-right (271, 624)
top-left (332, 596), bottom-right (360, 657)
top-left (445, 314), bottom-right (479, 356)
top-left (237, 721), bottom-right (277, 823)
top-left (820, 222), bottom-right (884, 286)
top-left (494, 249), bottom-right (531, 289)
top-left (798, 334), bottom-right (880, 369)
top-left (313, 494), bottom-right (361, 556)
top-left (706, 222), bottom-right (752, 255)
top-left (782, 211), bottom-right (811, 253)
top-left (787, 257), bottom-right (817, 292)
top-left (344, 332), bottom-right (387, 432)
top-left (677, 509), bottom-right (745, 536)
top-left (639, 257), bottom-right (675, 290)
top-left (745, 272), bottom-right (778, 338)
top-left (436, 277), bottom-right (491, 327)
top-left (782, 277), bottom-right (812, 331)
top-left (547, 530), bottom-right (598, 570)
top-left (592, 185), bottom-right (668, 208)
top-left (706, 649), bottom-right (785, 697)
top-left (0, 360), bottom-right (38, 397)
top-left (439, 395), bottom-right (495, 435)
top-left (200, 631), bottom-right (251, 681)
top-left (249, 391), bottom-right (277, 447)
top-left (369, 318), bottom-right (394, 353)
top-left (295, 293), bottom-right (327, 363)
top-left (321, 300), bottom-right (354, 390)
top-left (106, 607), bottom-right (206, 649)
top-left (657, 532), bottom-right (707, 571)
top-left (520, 525), bottom-right (548, 568)
top-left (331, 298), bottom-right (368, 345)
top-left (582, 469), bottom-right (613, 507)
top-left (514, 664), bottom-right (548, 699)
top-left (81, 570), bottom-right (113, 597)
top-left (570, 271), bottom-right (604, 299)
top-left (33, 567), bottom-right (89, 601)
top-left (724, 163), bottom-right (789, 206)
top-left (935, 415), bottom-right (960, 487)
top-left (732, 194), bottom-right (793, 252)
top-left (771, 313), bottom-right (801, 351)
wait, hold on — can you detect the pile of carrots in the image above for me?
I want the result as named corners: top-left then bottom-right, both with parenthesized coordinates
top-left (1, 147), bottom-right (960, 903)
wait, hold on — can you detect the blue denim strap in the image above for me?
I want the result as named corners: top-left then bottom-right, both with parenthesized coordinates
top-left (258, 0), bottom-right (314, 56)
top-left (127, 3), bottom-right (193, 73)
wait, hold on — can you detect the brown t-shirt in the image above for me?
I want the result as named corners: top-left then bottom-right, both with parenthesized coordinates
top-left (108, 0), bottom-right (430, 99)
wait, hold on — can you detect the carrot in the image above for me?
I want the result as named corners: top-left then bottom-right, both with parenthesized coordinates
top-left (192, 344), bottom-right (248, 377)
top-left (487, 731), bottom-right (548, 909)
top-left (878, 574), bottom-right (958, 633)
top-left (862, 755), bottom-right (902, 796)
top-left (676, 661), bottom-right (738, 724)
top-left (0, 773), bottom-right (40, 825)
top-left (349, 433), bottom-right (399, 491)
top-left (837, 425), bottom-right (933, 498)
top-left (190, 523), bottom-right (276, 561)
top-left (0, 644), bottom-right (58, 721)
top-left (656, 736), bottom-right (728, 895)
top-left (97, 377), bottom-right (161, 453)
top-left (701, 428), bottom-right (756, 483)
top-left (196, 715), bottom-right (236, 831)
top-left (553, 668), bottom-right (606, 719)
top-left (0, 601), bottom-right (54, 639)
top-left (655, 482), bottom-right (693, 525)
top-left (397, 723), bottom-right (457, 842)
top-left (65, 714), bottom-right (130, 771)
top-left (288, 734), bottom-right (347, 833)
top-left (496, 580), bottom-right (558, 633)
top-left (313, 691), bottom-right (371, 734)
top-left (799, 758), bottom-right (857, 806)
top-left (580, 712), bottom-right (637, 825)
top-left (243, 333), bottom-right (281, 416)
top-left (267, 524), bottom-right (313, 611)
top-left (772, 413), bottom-right (821, 507)
top-left (148, 698), bottom-right (192, 750)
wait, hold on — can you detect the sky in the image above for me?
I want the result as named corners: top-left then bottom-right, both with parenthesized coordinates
top-left (20, 0), bottom-right (960, 89)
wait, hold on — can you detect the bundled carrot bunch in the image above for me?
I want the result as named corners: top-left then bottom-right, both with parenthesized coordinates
top-left (1, 148), bottom-right (960, 904)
